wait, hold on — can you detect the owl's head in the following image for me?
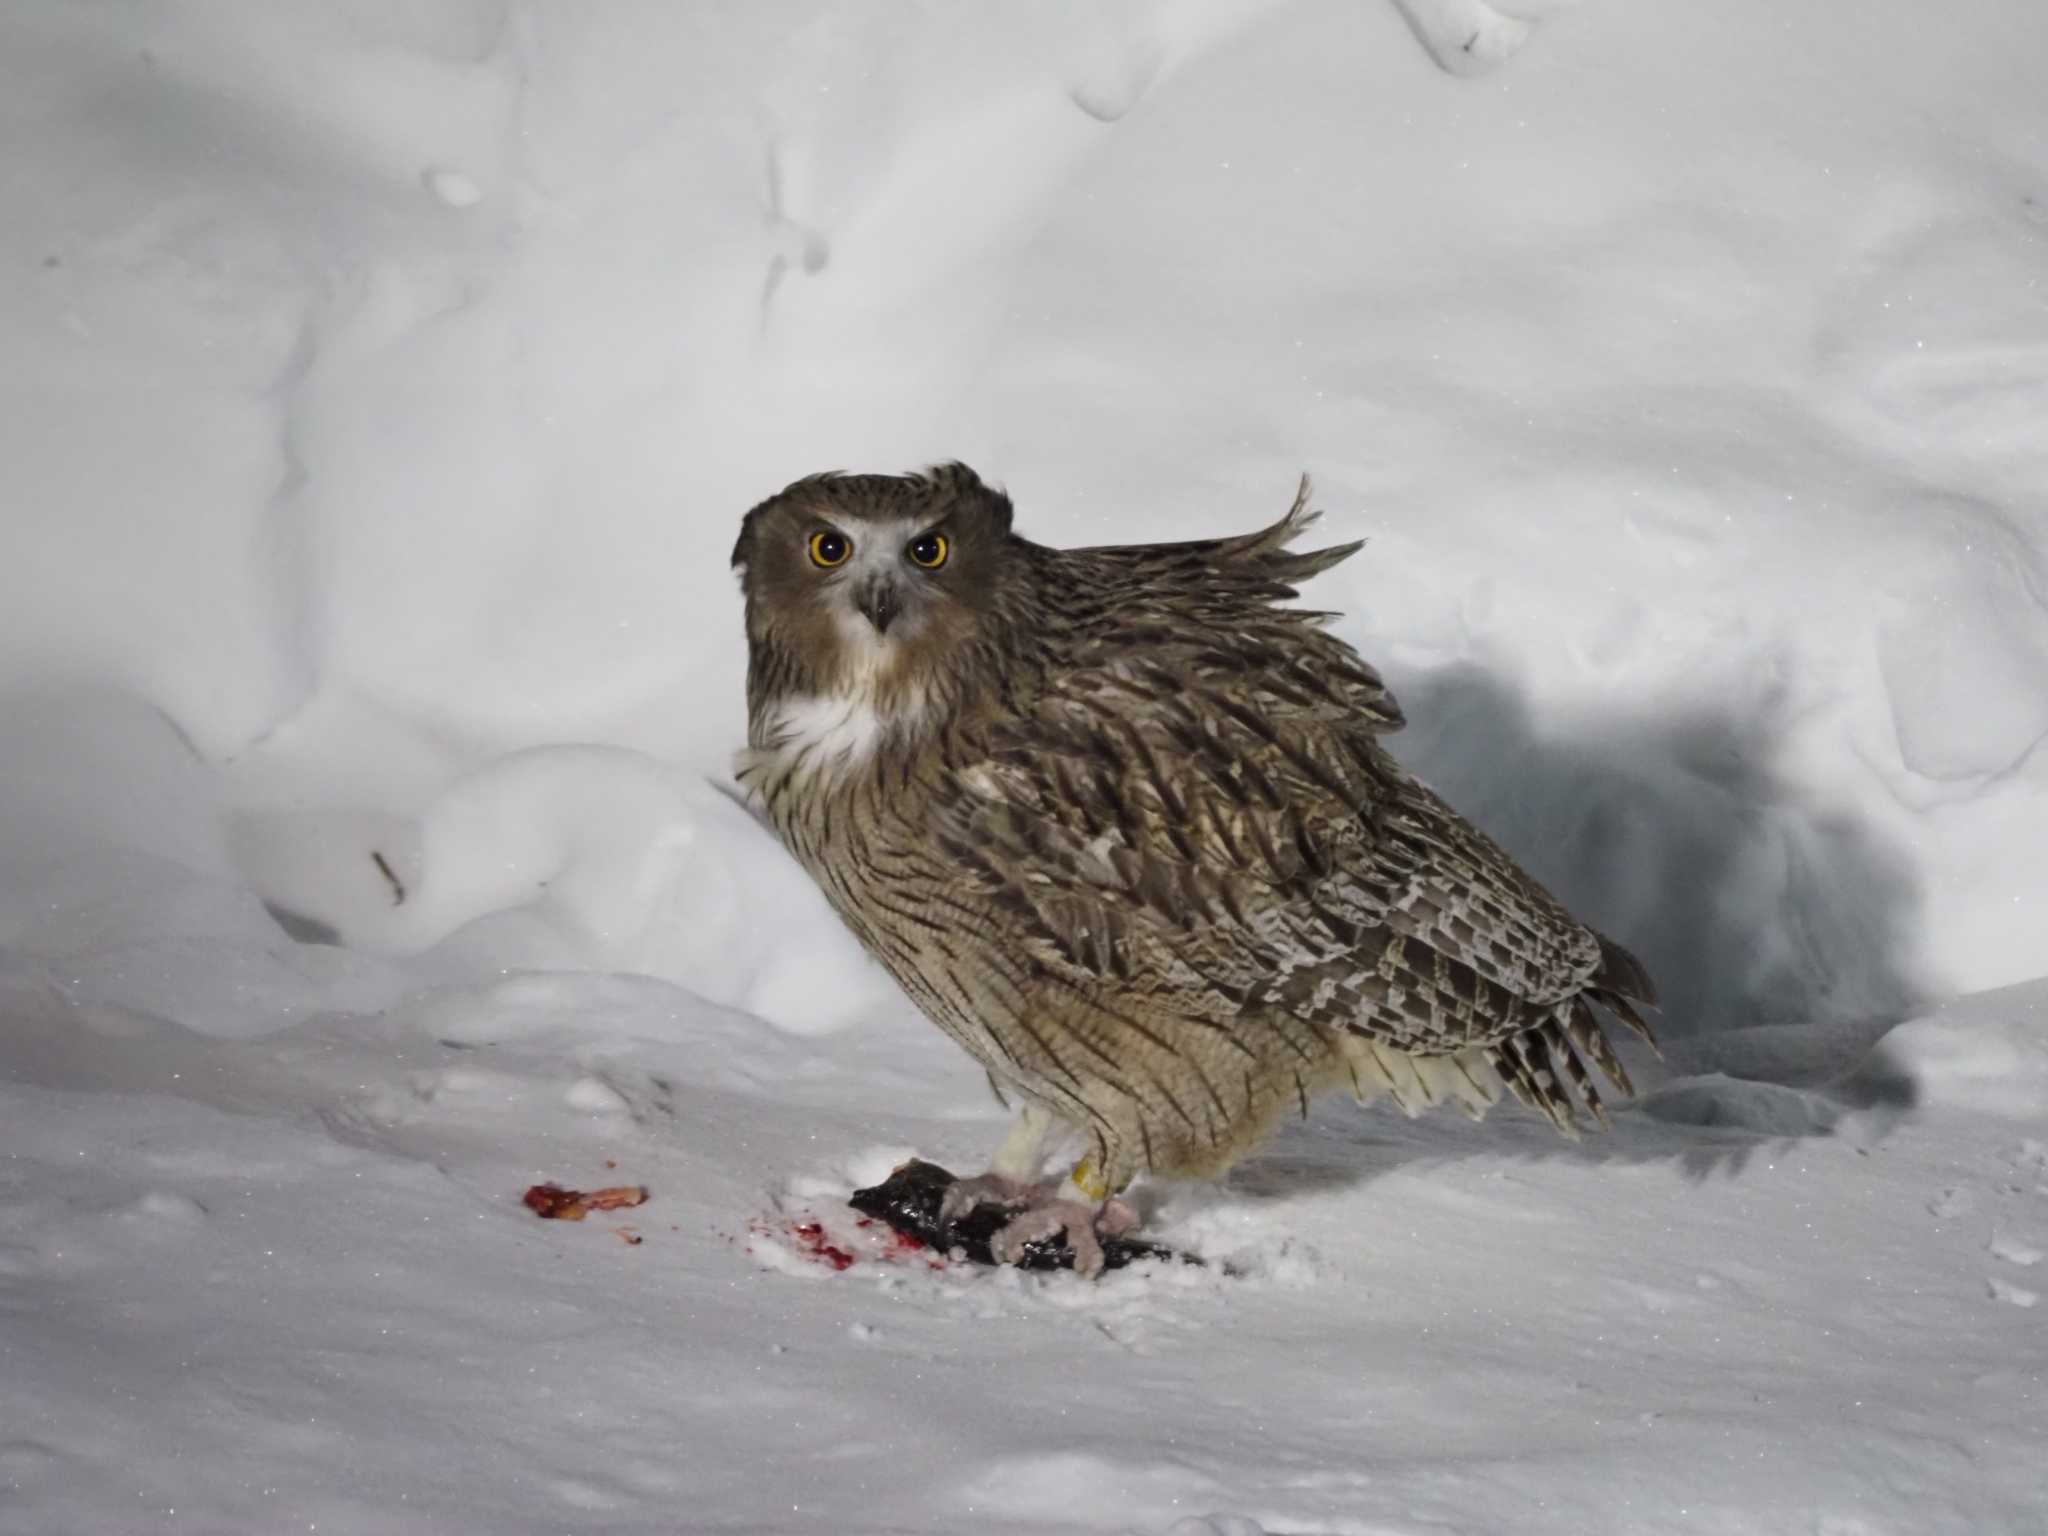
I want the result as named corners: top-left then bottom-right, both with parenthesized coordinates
top-left (731, 463), bottom-right (1018, 716)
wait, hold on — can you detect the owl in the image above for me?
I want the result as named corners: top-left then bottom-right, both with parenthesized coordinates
top-left (731, 464), bottom-right (1656, 1274)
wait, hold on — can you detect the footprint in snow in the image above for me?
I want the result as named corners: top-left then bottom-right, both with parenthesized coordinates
top-left (1954, 1145), bottom-right (2048, 1306)
top-left (1986, 1276), bottom-right (2038, 1309)
top-left (1987, 1230), bottom-right (2042, 1268)
top-left (1928, 1187), bottom-right (1976, 1219)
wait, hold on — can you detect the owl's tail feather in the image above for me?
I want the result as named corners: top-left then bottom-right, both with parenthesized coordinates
top-left (1488, 1022), bottom-right (1592, 1140)
top-left (1566, 996), bottom-right (1636, 1100)
top-left (1593, 931), bottom-right (1660, 1011)
top-left (1594, 989), bottom-right (1659, 1052)
top-left (1489, 985), bottom-right (1657, 1141)
top-left (1589, 933), bottom-right (1661, 1073)
top-left (1346, 933), bottom-right (1661, 1139)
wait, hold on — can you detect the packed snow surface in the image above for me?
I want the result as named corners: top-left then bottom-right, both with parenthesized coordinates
top-left (3, 1), bottom-right (2046, 1531)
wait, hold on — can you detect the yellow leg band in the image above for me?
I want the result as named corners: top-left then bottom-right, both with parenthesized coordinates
top-left (1070, 1156), bottom-right (1112, 1202)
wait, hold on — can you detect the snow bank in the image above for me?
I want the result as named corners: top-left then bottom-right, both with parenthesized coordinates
top-left (8, 0), bottom-right (2046, 1031)
top-left (4, 0), bottom-right (2048, 1531)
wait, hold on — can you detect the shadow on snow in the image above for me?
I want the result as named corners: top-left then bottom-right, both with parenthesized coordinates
top-left (1232, 658), bottom-right (1928, 1193)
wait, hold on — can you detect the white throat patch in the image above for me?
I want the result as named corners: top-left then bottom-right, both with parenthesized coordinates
top-left (769, 692), bottom-right (893, 765)
top-left (738, 684), bottom-right (927, 799)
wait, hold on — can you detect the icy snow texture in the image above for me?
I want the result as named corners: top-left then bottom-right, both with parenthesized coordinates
top-left (2, 1), bottom-right (2047, 1532)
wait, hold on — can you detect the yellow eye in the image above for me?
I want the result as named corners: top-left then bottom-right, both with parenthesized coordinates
top-left (809, 529), bottom-right (852, 568)
top-left (907, 531), bottom-right (948, 570)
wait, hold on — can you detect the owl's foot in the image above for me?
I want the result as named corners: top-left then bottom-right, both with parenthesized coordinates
top-left (990, 1193), bottom-right (1139, 1279)
top-left (850, 1159), bottom-right (1189, 1275)
top-left (941, 1174), bottom-right (1139, 1278)
top-left (937, 1172), bottom-right (1040, 1226)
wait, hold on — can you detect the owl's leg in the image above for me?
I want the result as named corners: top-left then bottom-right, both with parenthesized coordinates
top-left (991, 1102), bottom-right (1056, 1180)
top-left (937, 1103), bottom-right (1057, 1221)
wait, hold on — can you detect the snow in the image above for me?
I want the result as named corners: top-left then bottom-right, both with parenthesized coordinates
top-left (3, 0), bottom-right (2046, 1531)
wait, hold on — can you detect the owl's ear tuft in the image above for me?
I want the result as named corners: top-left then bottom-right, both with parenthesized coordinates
top-left (730, 506), bottom-right (764, 574)
top-left (736, 471), bottom-right (852, 574)
top-left (978, 482), bottom-right (1015, 539)
top-left (925, 461), bottom-right (1013, 538)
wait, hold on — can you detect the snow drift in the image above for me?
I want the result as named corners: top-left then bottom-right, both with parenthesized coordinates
top-left (2, 0), bottom-right (2045, 1531)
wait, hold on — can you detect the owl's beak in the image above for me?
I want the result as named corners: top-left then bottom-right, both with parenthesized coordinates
top-left (856, 577), bottom-right (901, 636)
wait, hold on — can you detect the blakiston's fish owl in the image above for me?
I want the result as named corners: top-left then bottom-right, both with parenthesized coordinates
top-left (732, 464), bottom-right (1656, 1273)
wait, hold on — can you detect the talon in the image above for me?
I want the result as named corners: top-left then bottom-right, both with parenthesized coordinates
top-left (938, 1172), bottom-right (1040, 1227)
top-left (990, 1200), bottom-right (1111, 1278)
top-left (937, 1154), bottom-right (1143, 1277)
top-left (1094, 1195), bottom-right (1139, 1239)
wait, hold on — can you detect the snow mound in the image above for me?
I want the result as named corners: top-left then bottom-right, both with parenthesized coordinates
top-left (1855, 979), bottom-right (2048, 1120)
top-left (238, 742), bottom-right (892, 1035)
top-left (0, 688), bottom-right (405, 1036)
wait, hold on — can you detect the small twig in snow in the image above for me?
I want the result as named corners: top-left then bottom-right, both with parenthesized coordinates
top-left (371, 850), bottom-right (406, 907)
